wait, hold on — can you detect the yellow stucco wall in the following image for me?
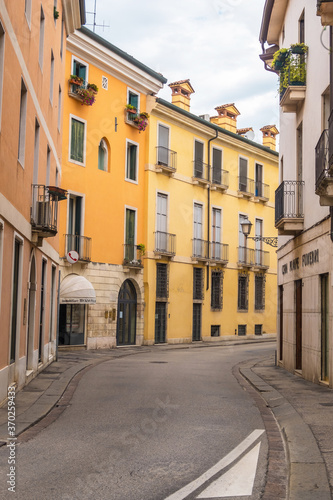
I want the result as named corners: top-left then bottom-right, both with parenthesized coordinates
top-left (144, 98), bottom-right (279, 343)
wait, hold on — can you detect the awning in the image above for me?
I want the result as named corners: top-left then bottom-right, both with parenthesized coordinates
top-left (60, 274), bottom-right (96, 304)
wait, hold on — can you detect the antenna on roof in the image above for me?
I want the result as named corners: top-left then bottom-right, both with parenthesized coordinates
top-left (85, 0), bottom-right (110, 33)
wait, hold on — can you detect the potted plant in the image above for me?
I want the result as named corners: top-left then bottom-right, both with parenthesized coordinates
top-left (290, 43), bottom-right (308, 54)
top-left (137, 243), bottom-right (146, 255)
top-left (272, 48), bottom-right (289, 70)
top-left (54, 7), bottom-right (59, 19)
top-left (133, 112), bottom-right (149, 132)
top-left (125, 104), bottom-right (137, 114)
top-left (87, 83), bottom-right (99, 94)
top-left (69, 75), bottom-right (83, 86)
top-left (76, 87), bottom-right (97, 106)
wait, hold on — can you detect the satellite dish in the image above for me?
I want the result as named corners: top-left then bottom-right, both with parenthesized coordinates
top-left (244, 130), bottom-right (255, 141)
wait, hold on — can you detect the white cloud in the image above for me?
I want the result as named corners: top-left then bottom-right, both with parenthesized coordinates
top-left (84, 0), bottom-right (279, 145)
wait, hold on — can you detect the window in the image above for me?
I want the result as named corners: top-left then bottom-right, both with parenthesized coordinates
top-left (255, 219), bottom-right (263, 266)
top-left (127, 89), bottom-right (139, 110)
top-left (211, 207), bottom-right (221, 259)
top-left (238, 273), bottom-right (248, 311)
top-left (60, 16), bottom-right (64, 59)
top-left (239, 157), bottom-right (248, 192)
top-left (255, 274), bottom-right (266, 310)
top-left (156, 263), bottom-right (168, 299)
top-left (125, 208), bottom-right (136, 261)
top-left (39, 259), bottom-right (47, 362)
top-left (238, 214), bottom-right (248, 263)
top-left (255, 163), bottom-right (263, 197)
top-left (18, 79), bottom-right (28, 166)
top-left (212, 147), bottom-right (222, 184)
top-left (33, 119), bottom-right (40, 183)
top-left (255, 324), bottom-right (263, 336)
top-left (0, 22), bottom-right (4, 131)
top-left (211, 270), bottom-right (223, 310)
top-left (299, 10), bottom-right (305, 44)
top-left (10, 237), bottom-right (23, 363)
top-left (211, 325), bottom-right (220, 337)
top-left (72, 57), bottom-right (87, 82)
top-left (193, 268), bottom-right (204, 300)
top-left (67, 195), bottom-right (83, 254)
top-left (25, 0), bottom-right (32, 25)
top-left (98, 138), bottom-right (108, 171)
top-left (50, 266), bottom-right (56, 341)
top-left (157, 124), bottom-right (170, 165)
top-left (70, 116), bottom-right (85, 164)
top-left (238, 325), bottom-right (247, 336)
top-left (50, 50), bottom-right (54, 104)
top-left (46, 146), bottom-right (51, 186)
top-left (193, 203), bottom-right (203, 257)
top-left (0, 220), bottom-right (3, 314)
top-left (194, 140), bottom-right (204, 178)
top-left (58, 86), bottom-right (62, 131)
top-left (126, 141), bottom-right (138, 182)
top-left (39, 6), bottom-right (45, 69)
top-left (102, 76), bottom-right (108, 90)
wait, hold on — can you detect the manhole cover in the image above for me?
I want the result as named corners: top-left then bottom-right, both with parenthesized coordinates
top-left (150, 361), bottom-right (168, 364)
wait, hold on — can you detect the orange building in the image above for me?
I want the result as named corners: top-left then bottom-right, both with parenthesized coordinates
top-left (58, 27), bottom-right (166, 348)
top-left (0, 0), bottom-right (85, 403)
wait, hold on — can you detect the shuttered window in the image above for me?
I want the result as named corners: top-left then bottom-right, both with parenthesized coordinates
top-left (156, 263), bottom-right (168, 299)
top-left (193, 268), bottom-right (204, 300)
top-left (255, 274), bottom-right (266, 310)
top-left (238, 274), bottom-right (248, 311)
top-left (211, 270), bottom-right (223, 310)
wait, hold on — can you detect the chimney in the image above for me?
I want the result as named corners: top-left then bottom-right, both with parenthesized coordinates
top-left (260, 125), bottom-right (279, 151)
top-left (169, 79), bottom-right (195, 112)
top-left (210, 104), bottom-right (240, 133)
top-left (237, 127), bottom-right (254, 140)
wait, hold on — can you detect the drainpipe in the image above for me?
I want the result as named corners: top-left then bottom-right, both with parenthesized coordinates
top-left (206, 129), bottom-right (219, 290)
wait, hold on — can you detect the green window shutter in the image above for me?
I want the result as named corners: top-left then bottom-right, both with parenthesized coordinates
top-left (129, 92), bottom-right (138, 109)
top-left (70, 118), bottom-right (84, 163)
top-left (125, 209), bottom-right (135, 261)
top-left (127, 144), bottom-right (137, 180)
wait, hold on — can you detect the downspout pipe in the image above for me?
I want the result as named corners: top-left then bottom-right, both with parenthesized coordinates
top-left (206, 129), bottom-right (219, 290)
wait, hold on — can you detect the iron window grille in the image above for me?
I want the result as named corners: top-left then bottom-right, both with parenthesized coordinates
top-left (255, 324), bottom-right (263, 335)
top-left (193, 267), bottom-right (204, 300)
top-left (156, 263), bottom-right (169, 299)
top-left (255, 273), bottom-right (266, 310)
top-left (211, 325), bottom-right (220, 337)
top-left (237, 273), bottom-right (249, 311)
top-left (211, 270), bottom-right (224, 310)
top-left (238, 324), bottom-right (247, 336)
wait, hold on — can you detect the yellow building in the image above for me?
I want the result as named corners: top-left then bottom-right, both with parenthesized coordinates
top-left (59, 27), bottom-right (166, 348)
top-left (144, 80), bottom-right (279, 344)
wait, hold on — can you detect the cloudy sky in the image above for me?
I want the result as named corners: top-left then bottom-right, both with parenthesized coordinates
top-left (84, 0), bottom-right (279, 146)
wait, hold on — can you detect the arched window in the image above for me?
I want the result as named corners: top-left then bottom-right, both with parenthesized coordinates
top-left (98, 138), bottom-right (108, 171)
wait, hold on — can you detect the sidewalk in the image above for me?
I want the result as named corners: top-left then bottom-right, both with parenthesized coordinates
top-left (1, 337), bottom-right (332, 499)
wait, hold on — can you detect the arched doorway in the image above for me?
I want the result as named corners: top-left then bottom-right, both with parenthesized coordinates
top-left (26, 255), bottom-right (36, 370)
top-left (117, 280), bottom-right (137, 346)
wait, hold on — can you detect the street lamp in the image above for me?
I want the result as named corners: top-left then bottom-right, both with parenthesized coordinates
top-left (240, 217), bottom-right (278, 248)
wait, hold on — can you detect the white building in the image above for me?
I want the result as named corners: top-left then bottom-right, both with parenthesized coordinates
top-left (260, 0), bottom-right (333, 386)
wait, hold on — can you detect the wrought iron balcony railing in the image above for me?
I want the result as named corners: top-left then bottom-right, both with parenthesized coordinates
top-left (154, 231), bottom-right (176, 256)
top-left (210, 242), bottom-right (229, 264)
top-left (238, 176), bottom-right (255, 196)
top-left (192, 239), bottom-right (209, 260)
top-left (275, 180), bottom-right (304, 225)
top-left (212, 168), bottom-right (229, 189)
top-left (156, 147), bottom-right (177, 172)
top-left (238, 247), bottom-right (254, 267)
top-left (254, 249), bottom-right (270, 268)
top-left (255, 181), bottom-right (270, 200)
top-left (279, 55), bottom-right (306, 101)
top-left (123, 244), bottom-right (144, 268)
top-left (192, 160), bottom-right (210, 183)
top-left (31, 184), bottom-right (65, 237)
top-left (64, 234), bottom-right (92, 262)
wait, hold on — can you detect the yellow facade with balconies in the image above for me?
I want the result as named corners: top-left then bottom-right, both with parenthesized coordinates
top-left (143, 82), bottom-right (279, 344)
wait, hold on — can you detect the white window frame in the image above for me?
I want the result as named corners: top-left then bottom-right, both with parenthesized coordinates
top-left (39, 5), bottom-right (45, 70)
top-left (211, 145), bottom-right (223, 183)
top-left (238, 212), bottom-right (248, 248)
top-left (57, 85), bottom-right (62, 132)
top-left (18, 79), bottom-right (28, 167)
top-left (25, 0), bottom-right (32, 27)
top-left (211, 205), bottom-right (222, 243)
top-left (69, 114), bottom-right (87, 166)
top-left (193, 201), bottom-right (204, 239)
top-left (66, 191), bottom-right (85, 236)
top-left (98, 138), bottom-right (109, 172)
top-left (238, 155), bottom-right (249, 191)
top-left (155, 190), bottom-right (169, 232)
top-left (127, 87), bottom-right (140, 111)
top-left (125, 139), bottom-right (139, 184)
top-left (71, 55), bottom-right (89, 83)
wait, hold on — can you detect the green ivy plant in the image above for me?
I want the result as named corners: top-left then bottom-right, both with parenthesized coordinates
top-left (272, 44), bottom-right (308, 96)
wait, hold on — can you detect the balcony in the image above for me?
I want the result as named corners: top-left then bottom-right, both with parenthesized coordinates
top-left (125, 109), bottom-right (149, 132)
top-left (192, 160), bottom-right (210, 186)
top-left (317, 0), bottom-right (333, 25)
top-left (253, 249), bottom-right (270, 269)
top-left (154, 231), bottom-right (176, 257)
top-left (211, 169), bottom-right (229, 191)
top-left (329, 110), bottom-right (333, 167)
top-left (238, 177), bottom-right (255, 197)
top-left (275, 181), bottom-right (304, 235)
top-left (64, 234), bottom-right (92, 262)
top-left (254, 181), bottom-right (270, 202)
top-left (192, 239), bottom-right (209, 261)
top-left (279, 55), bottom-right (306, 113)
top-left (238, 247), bottom-right (254, 268)
top-left (155, 147), bottom-right (177, 174)
top-left (123, 244), bottom-right (144, 269)
top-left (210, 242), bottom-right (229, 265)
top-left (68, 79), bottom-right (98, 106)
top-left (315, 129), bottom-right (333, 205)
top-left (31, 185), bottom-right (66, 245)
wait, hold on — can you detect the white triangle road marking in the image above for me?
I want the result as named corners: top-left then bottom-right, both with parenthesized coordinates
top-left (197, 442), bottom-right (261, 498)
top-left (164, 429), bottom-right (265, 500)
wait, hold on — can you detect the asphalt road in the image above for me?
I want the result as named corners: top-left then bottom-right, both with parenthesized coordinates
top-left (0, 343), bottom-right (274, 500)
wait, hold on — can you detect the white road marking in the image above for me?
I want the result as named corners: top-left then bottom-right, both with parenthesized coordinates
top-left (197, 442), bottom-right (261, 498)
top-left (164, 429), bottom-right (265, 500)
